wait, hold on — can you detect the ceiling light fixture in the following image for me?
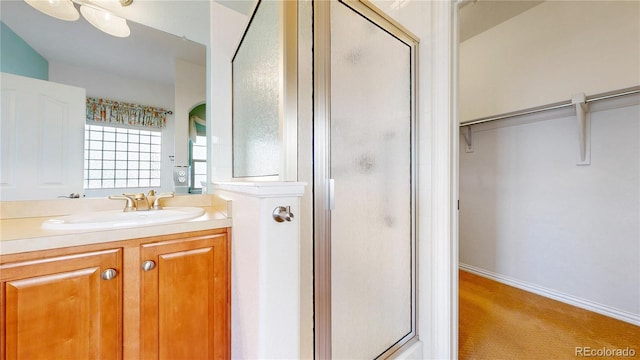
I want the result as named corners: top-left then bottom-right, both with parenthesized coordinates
top-left (23, 0), bottom-right (132, 38)
top-left (79, 3), bottom-right (130, 37)
top-left (24, 0), bottom-right (79, 21)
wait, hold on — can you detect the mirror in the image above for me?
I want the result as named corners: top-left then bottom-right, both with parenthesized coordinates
top-left (0, 0), bottom-right (207, 200)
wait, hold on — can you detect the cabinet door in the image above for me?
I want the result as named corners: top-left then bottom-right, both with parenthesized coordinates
top-left (0, 249), bottom-right (122, 360)
top-left (140, 232), bottom-right (230, 360)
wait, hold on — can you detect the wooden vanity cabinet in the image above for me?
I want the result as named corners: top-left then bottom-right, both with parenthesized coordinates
top-left (0, 249), bottom-right (123, 360)
top-left (140, 231), bottom-right (230, 359)
top-left (0, 228), bottom-right (230, 360)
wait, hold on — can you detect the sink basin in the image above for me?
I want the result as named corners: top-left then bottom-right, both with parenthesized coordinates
top-left (42, 207), bottom-right (206, 231)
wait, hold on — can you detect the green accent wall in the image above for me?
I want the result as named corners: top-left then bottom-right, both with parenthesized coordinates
top-left (1, 21), bottom-right (48, 80)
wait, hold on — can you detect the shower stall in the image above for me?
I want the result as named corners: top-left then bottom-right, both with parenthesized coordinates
top-left (313, 1), bottom-right (419, 358)
top-left (228, 0), bottom-right (419, 357)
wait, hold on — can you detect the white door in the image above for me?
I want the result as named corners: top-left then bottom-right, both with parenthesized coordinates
top-left (1, 72), bottom-right (85, 200)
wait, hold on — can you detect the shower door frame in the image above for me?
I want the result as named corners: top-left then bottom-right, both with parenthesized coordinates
top-left (230, 0), bottom-right (298, 181)
top-left (313, 0), bottom-right (420, 358)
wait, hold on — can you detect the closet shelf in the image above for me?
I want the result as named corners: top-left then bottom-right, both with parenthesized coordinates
top-left (459, 86), bottom-right (640, 127)
top-left (459, 85), bottom-right (640, 165)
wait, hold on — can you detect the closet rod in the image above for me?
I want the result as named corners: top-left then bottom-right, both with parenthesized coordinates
top-left (459, 86), bottom-right (640, 127)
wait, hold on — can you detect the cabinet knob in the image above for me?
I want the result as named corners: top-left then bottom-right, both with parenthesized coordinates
top-left (101, 268), bottom-right (118, 280)
top-left (142, 260), bottom-right (156, 272)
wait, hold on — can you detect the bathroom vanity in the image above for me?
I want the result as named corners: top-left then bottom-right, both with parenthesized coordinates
top-left (0, 195), bottom-right (231, 359)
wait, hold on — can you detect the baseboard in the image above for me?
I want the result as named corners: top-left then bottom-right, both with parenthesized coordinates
top-left (459, 263), bottom-right (640, 326)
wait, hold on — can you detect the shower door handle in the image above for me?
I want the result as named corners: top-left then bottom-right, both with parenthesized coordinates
top-left (328, 179), bottom-right (335, 210)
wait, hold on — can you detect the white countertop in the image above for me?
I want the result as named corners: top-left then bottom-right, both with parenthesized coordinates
top-left (0, 195), bottom-right (231, 255)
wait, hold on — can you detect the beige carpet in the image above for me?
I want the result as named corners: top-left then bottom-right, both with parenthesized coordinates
top-left (459, 270), bottom-right (639, 359)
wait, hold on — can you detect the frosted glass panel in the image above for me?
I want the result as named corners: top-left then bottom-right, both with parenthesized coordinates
top-left (330, 2), bottom-right (413, 359)
top-left (232, 1), bottom-right (281, 177)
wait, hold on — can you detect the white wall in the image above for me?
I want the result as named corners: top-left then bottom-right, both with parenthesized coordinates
top-left (459, 1), bottom-right (640, 122)
top-left (209, 2), bottom-right (249, 182)
top-left (174, 59), bottom-right (206, 167)
top-left (49, 62), bottom-right (174, 111)
top-left (108, 0), bottom-right (210, 46)
top-left (49, 61), bottom-right (176, 196)
top-left (458, 0), bottom-right (640, 325)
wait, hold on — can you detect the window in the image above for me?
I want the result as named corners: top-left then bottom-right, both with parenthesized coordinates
top-left (190, 135), bottom-right (207, 192)
top-left (84, 124), bottom-right (162, 189)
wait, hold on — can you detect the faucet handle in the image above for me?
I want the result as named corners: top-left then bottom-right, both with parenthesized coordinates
top-left (109, 194), bottom-right (136, 212)
top-left (152, 192), bottom-right (175, 210)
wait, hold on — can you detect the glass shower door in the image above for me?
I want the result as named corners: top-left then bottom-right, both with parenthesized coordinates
top-left (328, 1), bottom-right (417, 358)
top-left (232, 0), bottom-right (298, 180)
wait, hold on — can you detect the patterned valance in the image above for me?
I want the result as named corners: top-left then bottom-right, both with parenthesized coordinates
top-left (86, 97), bottom-right (168, 129)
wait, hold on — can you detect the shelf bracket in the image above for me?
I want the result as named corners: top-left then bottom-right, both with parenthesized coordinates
top-left (572, 93), bottom-right (590, 166)
top-left (462, 125), bottom-right (473, 153)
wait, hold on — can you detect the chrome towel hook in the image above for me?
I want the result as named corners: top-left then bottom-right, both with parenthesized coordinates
top-left (273, 206), bottom-right (294, 223)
